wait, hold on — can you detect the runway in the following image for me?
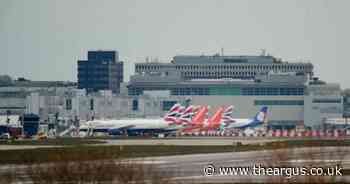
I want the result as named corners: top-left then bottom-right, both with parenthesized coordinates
top-left (130, 147), bottom-right (350, 183)
top-left (1, 138), bottom-right (350, 183)
top-left (103, 137), bottom-right (281, 146)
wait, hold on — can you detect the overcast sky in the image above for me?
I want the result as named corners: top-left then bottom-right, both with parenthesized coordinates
top-left (1, 0), bottom-right (349, 88)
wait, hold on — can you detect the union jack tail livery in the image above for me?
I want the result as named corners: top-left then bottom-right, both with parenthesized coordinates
top-left (164, 103), bottom-right (182, 123)
top-left (177, 105), bottom-right (195, 124)
top-left (221, 105), bottom-right (235, 124)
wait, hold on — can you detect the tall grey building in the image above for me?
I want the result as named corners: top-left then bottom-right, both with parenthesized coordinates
top-left (78, 51), bottom-right (123, 94)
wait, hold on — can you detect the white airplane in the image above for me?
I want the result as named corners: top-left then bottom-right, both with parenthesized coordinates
top-left (220, 106), bottom-right (269, 131)
top-left (79, 104), bottom-right (195, 136)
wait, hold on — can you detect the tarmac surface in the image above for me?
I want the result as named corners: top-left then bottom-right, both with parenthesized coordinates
top-left (1, 138), bottom-right (350, 183)
top-left (0, 145), bottom-right (59, 150)
top-left (130, 146), bottom-right (350, 183)
top-left (103, 137), bottom-right (280, 146)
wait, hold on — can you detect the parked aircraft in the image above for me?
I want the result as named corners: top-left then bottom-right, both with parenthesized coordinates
top-left (79, 104), bottom-right (195, 136)
top-left (221, 106), bottom-right (269, 132)
top-left (181, 105), bottom-right (233, 133)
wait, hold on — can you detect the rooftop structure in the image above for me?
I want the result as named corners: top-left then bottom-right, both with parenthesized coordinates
top-left (135, 54), bottom-right (313, 80)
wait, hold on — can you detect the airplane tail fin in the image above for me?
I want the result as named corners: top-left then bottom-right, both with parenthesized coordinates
top-left (221, 105), bottom-right (235, 124)
top-left (208, 106), bottom-right (225, 129)
top-left (177, 105), bottom-right (195, 125)
top-left (191, 106), bottom-right (208, 126)
top-left (223, 105), bottom-right (234, 117)
top-left (164, 103), bottom-right (182, 123)
top-left (254, 106), bottom-right (268, 123)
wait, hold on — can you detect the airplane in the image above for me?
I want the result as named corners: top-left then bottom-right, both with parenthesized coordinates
top-left (180, 105), bottom-right (233, 133)
top-left (79, 104), bottom-right (196, 136)
top-left (220, 106), bottom-right (269, 135)
top-left (180, 105), bottom-right (209, 133)
top-left (198, 106), bottom-right (226, 131)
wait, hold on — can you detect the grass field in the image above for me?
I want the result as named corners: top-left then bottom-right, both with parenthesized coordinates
top-left (0, 139), bottom-right (349, 164)
top-left (0, 139), bottom-right (350, 183)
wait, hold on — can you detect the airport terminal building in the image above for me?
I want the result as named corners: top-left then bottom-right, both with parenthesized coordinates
top-left (128, 54), bottom-right (343, 130)
top-left (0, 53), bottom-right (345, 131)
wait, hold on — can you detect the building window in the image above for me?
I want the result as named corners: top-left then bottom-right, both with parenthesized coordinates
top-left (162, 101), bottom-right (177, 111)
top-left (254, 100), bottom-right (304, 106)
top-left (132, 99), bottom-right (138, 111)
top-left (66, 99), bottom-right (72, 110)
top-left (90, 99), bottom-right (94, 110)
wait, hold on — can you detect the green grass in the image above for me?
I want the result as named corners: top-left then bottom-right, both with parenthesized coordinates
top-left (0, 137), bottom-right (106, 145)
top-left (0, 139), bottom-right (349, 164)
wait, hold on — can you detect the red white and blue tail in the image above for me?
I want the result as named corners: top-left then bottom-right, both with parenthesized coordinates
top-left (177, 105), bottom-right (195, 125)
top-left (221, 105), bottom-right (235, 124)
top-left (164, 103), bottom-right (182, 123)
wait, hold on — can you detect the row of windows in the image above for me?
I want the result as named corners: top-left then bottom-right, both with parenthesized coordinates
top-left (136, 64), bottom-right (312, 72)
top-left (312, 99), bottom-right (342, 103)
top-left (181, 71), bottom-right (257, 77)
top-left (167, 87), bottom-right (304, 96)
top-left (175, 65), bottom-right (308, 71)
top-left (242, 88), bottom-right (304, 96)
top-left (128, 87), bottom-right (304, 96)
top-left (171, 88), bottom-right (210, 96)
top-left (128, 88), bottom-right (144, 96)
top-left (254, 100), bottom-right (304, 106)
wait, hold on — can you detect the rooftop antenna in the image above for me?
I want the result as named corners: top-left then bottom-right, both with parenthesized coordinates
top-left (221, 48), bottom-right (224, 56)
top-left (260, 49), bottom-right (266, 56)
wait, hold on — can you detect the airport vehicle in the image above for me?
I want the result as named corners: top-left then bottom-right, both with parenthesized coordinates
top-left (79, 104), bottom-right (196, 136)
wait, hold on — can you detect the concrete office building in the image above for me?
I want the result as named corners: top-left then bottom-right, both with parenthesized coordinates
top-left (0, 77), bottom-right (76, 115)
top-left (78, 51), bottom-right (123, 94)
top-left (304, 82), bottom-right (343, 129)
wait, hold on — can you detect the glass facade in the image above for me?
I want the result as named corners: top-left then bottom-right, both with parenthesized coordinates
top-left (254, 100), bottom-right (304, 106)
top-left (242, 88), bottom-right (304, 96)
top-left (312, 99), bottom-right (342, 103)
top-left (78, 51), bottom-right (123, 94)
top-left (88, 51), bottom-right (117, 62)
top-left (209, 87), bottom-right (241, 96)
top-left (132, 99), bottom-right (138, 111)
